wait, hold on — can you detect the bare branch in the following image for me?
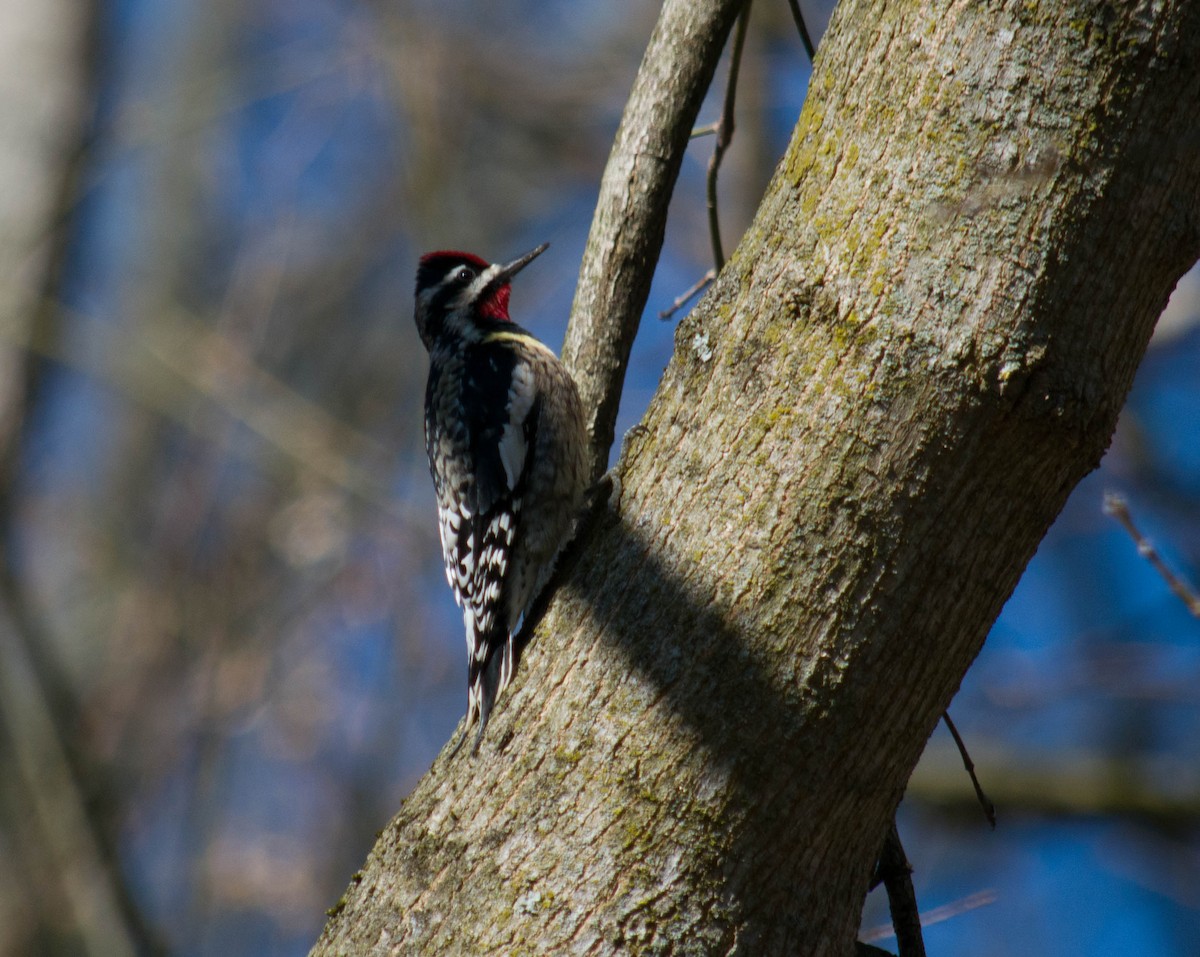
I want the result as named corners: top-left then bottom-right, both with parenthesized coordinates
top-left (1103, 492), bottom-right (1200, 617)
top-left (0, 300), bottom-right (413, 525)
top-left (706, 0), bottom-right (752, 272)
top-left (942, 710), bottom-right (996, 828)
top-left (786, 0), bottom-right (817, 61)
top-left (659, 268), bottom-right (717, 320)
top-left (563, 0), bottom-right (746, 481)
top-left (872, 823), bottom-right (926, 957)
top-left (662, 1), bottom-right (749, 319)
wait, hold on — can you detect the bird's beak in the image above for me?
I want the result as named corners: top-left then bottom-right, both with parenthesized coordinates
top-left (493, 242), bottom-right (549, 284)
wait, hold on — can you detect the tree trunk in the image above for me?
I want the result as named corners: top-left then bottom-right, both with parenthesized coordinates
top-left (312, 0), bottom-right (1200, 953)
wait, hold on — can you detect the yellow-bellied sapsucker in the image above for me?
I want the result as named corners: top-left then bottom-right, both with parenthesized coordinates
top-left (415, 243), bottom-right (588, 751)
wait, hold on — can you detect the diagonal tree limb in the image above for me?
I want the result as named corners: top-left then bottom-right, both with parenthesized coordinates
top-left (563, 0), bottom-right (747, 481)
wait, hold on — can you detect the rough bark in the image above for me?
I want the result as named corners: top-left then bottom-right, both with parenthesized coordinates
top-left (313, 0), bottom-right (1200, 954)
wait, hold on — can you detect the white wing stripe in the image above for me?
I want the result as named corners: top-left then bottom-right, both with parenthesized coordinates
top-left (498, 363), bottom-right (536, 490)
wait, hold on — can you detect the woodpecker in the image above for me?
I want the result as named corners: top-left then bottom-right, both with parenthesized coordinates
top-left (415, 243), bottom-right (588, 752)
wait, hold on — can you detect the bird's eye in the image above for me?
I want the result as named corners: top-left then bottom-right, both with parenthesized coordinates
top-left (454, 267), bottom-right (473, 283)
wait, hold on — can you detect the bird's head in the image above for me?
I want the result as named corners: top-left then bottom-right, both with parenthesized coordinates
top-left (414, 243), bottom-right (548, 349)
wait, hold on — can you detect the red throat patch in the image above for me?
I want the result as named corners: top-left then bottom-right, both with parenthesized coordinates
top-left (479, 284), bottom-right (512, 322)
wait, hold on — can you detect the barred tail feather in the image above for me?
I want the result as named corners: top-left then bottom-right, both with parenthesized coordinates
top-left (457, 628), bottom-right (515, 755)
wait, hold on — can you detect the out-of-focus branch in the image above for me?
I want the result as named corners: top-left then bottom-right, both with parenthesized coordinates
top-left (0, 618), bottom-right (140, 957)
top-left (0, 2), bottom-right (167, 954)
top-left (861, 890), bottom-right (998, 947)
top-left (563, 0), bottom-right (746, 480)
top-left (910, 745), bottom-right (1200, 826)
top-left (135, 307), bottom-right (411, 522)
top-left (0, 300), bottom-right (423, 529)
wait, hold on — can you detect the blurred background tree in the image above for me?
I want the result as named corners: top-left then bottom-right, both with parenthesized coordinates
top-left (0, 1), bottom-right (1195, 955)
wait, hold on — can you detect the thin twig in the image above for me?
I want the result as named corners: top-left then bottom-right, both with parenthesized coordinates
top-left (662, 0), bottom-right (750, 317)
top-left (1103, 492), bottom-right (1200, 617)
top-left (785, 0), bottom-right (817, 61)
top-left (942, 710), bottom-right (996, 828)
top-left (659, 269), bottom-right (717, 319)
top-left (706, 0), bottom-right (752, 272)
